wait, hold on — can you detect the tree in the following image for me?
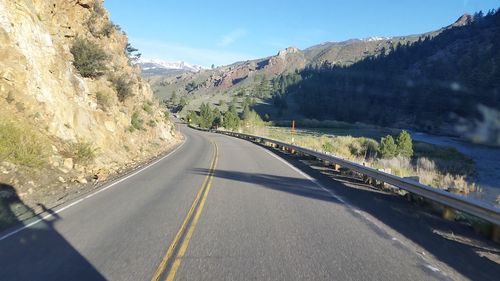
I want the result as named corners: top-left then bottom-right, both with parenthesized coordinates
top-left (228, 103), bottom-right (237, 114)
top-left (170, 91), bottom-right (178, 104)
top-left (198, 103), bottom-right (214, 128)
top-left (379, 135), bottom-right (397, 158)
top-left (186, 110), bottom-right (198, 125)
top-left (125, 42), bottom-right (141, 62)
top-left (179, 97), bottom-right (188, 109)
top-left (212, 107), bottom-right (222, 128)
top-left (185, 81), bottom-right (197, 93)
top-left (223, 110), bottom-right (240, 131)
top-left (396, 130), bottom-right (413, 157)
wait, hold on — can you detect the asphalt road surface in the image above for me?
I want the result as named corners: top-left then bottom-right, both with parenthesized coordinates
top-left (1, 124), bottom-right (498, 281)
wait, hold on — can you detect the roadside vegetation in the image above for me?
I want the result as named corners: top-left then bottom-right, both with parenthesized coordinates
top-left (61, 140), bottom-right (97, 164)
top-left (70, 37), bottom-right (108, 78)
top-left (265, 126), bottom-right (477, 194)
top-left (0, 122), bottom-right (49, 169)
top-left (184, 103), bottom-right (477, 195)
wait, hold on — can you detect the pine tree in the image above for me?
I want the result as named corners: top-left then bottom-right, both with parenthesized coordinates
top-left (379, 135), bottom-right (397, 158)
top-left (396, 130), bottom-right (413, 157)
top-left (223, 110), bottom-right (240, 131)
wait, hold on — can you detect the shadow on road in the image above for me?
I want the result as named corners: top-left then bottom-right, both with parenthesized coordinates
top-left (192, 168), bottom-right (341, 203)
top-left (193, 146), bottom-right (500, 281)
top-left (0, 183), bottom-right (106, 281)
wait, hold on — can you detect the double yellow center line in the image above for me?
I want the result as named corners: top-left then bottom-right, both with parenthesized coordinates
top-left (151, 141), bottom-right (219, 281)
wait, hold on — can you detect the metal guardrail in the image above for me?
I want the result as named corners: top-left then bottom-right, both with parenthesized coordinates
top-left (216, 130), bottom-right (500, 226)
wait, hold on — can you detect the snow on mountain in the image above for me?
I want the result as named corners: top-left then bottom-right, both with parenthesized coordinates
top-left (362, 36), bottom-right (391, 42)
top-left (138, 58), bottom-right (205, 73)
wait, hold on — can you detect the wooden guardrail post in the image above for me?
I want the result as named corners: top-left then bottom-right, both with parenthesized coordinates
top-left (333, 164), bottom-right (340, 172)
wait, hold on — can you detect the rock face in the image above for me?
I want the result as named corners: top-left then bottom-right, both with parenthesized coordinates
top-left (0, 0), bottom-right (177, 168)
top-left (207, 46), bottom-right (306, 89)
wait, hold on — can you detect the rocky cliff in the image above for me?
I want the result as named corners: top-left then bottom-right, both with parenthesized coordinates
top-left (0, 0), bottom-right (179, 212)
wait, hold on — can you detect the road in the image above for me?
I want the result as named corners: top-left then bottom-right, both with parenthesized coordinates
top-left (0, 124), bottom-right (498, 280)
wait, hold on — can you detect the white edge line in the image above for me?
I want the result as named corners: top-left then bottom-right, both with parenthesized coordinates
top-left (0, 139), bottom-right (186, 241)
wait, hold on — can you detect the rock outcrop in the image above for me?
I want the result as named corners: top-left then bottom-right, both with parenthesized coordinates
top-left (0, 0), bottom-right (179, 206)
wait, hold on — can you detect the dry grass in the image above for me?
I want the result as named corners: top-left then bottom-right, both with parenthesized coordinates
top-left (0, 121), bottom-right (49, 168)
top-left (261, 126), bottom-right (477, 194)
top-left (61, 140), bottom-right (97, 164)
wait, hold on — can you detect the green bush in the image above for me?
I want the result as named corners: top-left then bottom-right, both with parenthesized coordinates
top-left (198, 103), bottom-right (214, 129)
top-left (114, 77), bottom-right (133, 102)
top-left (71, 37), bottom-right (107, 78)
top-left (130, 112), bottom-right (144, 131)
top-left (396, 130), bottom-right (413, 157)
top-left (143, 101), bottom-right (154, 115)
top-left (101, 21), bottom-right (115, 37)
top-left (0, 122), bottom-right (48, 168)
top-left (379, 135), bottom-right (397, 158)
top-left (223, 110), bottom-right (240, 131)
top-left (185, 111), bottom-right (199, 125)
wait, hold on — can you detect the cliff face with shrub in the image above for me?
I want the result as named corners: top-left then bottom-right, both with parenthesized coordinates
top-left (0, 0), bottom-right (178, 212)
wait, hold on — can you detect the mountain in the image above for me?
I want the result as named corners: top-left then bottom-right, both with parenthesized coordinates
top-left (150, 11), bottom-right (499, 143)
top-left (275, 11), bottom-right (500, 144)
top-left (138, 59), bottom-right (204, 76)
top-left (149, 27), bottom-right (442, 99)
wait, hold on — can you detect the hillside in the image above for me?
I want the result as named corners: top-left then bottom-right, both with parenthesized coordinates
top-left (148, 11), bottom-right (499, 144)
top-left (146, 16), bottom-right (458, 101)
top-left (278, 10), bottom-right (500, 144)
top-left (146, 14), bottom-right (459, 117)
top-left (0, 0), bottom-right (179, 216)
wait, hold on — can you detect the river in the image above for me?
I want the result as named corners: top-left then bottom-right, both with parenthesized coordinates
top-left (409, 131), bottom-right (500, 205)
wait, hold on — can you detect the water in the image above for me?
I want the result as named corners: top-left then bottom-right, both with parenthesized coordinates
top-left (409, 131), bottom-right (500, 205)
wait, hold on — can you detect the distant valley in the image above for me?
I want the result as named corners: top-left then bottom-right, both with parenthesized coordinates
top-left (145, 12), bottom-right (500, 145)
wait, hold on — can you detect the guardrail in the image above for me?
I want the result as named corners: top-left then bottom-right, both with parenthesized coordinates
top-left (215, 130), bottom-right (500, 231)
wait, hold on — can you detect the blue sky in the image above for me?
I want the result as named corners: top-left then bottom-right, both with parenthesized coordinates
top-left (104, 0), bottom-right (500, 67)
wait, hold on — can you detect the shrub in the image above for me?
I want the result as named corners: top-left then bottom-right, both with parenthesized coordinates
top-left (359, 138), bottom-right (379, 159)
top-left (114, 77), bottom-right (133, 102)
top-left (71, 37), bottom-right (107, 78)
top-left (322, 140), bottom-right (335, 153)
top-left (130, 112), bottom-right (143, 131)
top-left (96, 91), bottom-right (112, 110)
top-left (5, 91), bottom-right (14, 103)
top-left (101, 21), bottom-right (115, 37)
top-left (67, 141), bottom-right (97, 164)
top-left (417, 157), bottom-right (435, 172)
top-left (185, 111), bottom-right (199, 125)
top-left (92, 0), bottom-right (105, 16)
top-left (185, 81), bottom-right (197, 93)
top-left (0, 122), bottom-right (48, 168)
top-left (147, 119), bottom-right (157, 127)
top-left (379, 135), bottom-right (397, 158)
top-left (143, 101), bottom-right (154, 115)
